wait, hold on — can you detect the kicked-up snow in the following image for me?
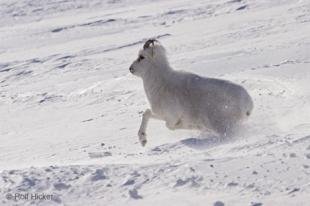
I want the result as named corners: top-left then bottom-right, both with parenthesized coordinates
top-left (0, 0), bottom-right (310, 205)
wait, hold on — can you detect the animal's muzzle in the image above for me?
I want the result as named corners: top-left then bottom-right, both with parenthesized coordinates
top-left (129, 66), bottom-right (134, 73)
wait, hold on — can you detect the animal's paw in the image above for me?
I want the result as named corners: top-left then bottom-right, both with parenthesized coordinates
top-left (138, 130), bottom-right (147, 147)
top-left (140, 139), bottom-right (147, 147)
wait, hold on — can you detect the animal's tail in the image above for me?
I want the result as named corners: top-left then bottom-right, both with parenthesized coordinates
top-left (245, 93), bottom-right (254, 117)
top-left (240, 89), bottom-right (254, 118)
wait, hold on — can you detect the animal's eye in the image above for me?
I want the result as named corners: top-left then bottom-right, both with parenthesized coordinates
top-left (138, 55), bottom-right (145, 61)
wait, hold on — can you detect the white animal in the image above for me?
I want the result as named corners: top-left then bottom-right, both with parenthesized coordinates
top-left (129, 39), bottom-right (253, 146)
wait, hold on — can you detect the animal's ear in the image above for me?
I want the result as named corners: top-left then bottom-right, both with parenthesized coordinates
top-left (143, 39), bottom-right (157, 50)
top-left (143, 39), bottom-right (158, 57)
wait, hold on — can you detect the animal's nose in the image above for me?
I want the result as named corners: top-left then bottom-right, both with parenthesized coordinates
top-left (129, 66), bottom-right (134, 73)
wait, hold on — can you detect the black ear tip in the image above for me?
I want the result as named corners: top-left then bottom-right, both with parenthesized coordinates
top-left (143, 39), bottom-right (158, 49)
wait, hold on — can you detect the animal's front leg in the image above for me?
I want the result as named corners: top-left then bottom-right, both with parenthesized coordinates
top-left (138, 109), bottom-right (153, 146)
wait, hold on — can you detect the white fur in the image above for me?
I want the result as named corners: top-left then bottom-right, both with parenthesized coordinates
top-left (129, 40), bottom-right (253, 146)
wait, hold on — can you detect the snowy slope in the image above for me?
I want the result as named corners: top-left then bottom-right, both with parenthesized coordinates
top-left (0, 0), bottom-right (310, 205)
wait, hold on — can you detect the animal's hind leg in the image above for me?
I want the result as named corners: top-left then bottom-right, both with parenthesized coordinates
top-left (208, 116), bottom-right (235, 138)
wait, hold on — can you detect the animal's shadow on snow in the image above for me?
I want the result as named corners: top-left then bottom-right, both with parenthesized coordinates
top-left (149, 134), bottom-right (229, 155)
top-left (180, 134), bottom-right (228, 150)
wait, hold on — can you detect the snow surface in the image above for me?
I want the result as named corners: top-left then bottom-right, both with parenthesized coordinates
top-left (0, 0), bottom-right (310, 205)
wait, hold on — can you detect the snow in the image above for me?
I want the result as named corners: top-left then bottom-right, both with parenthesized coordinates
top-left (0, 0), bottom-right (310, 205)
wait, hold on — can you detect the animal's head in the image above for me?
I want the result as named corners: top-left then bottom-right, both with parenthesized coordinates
top-left (129, 39), bottom-right (168, 77)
